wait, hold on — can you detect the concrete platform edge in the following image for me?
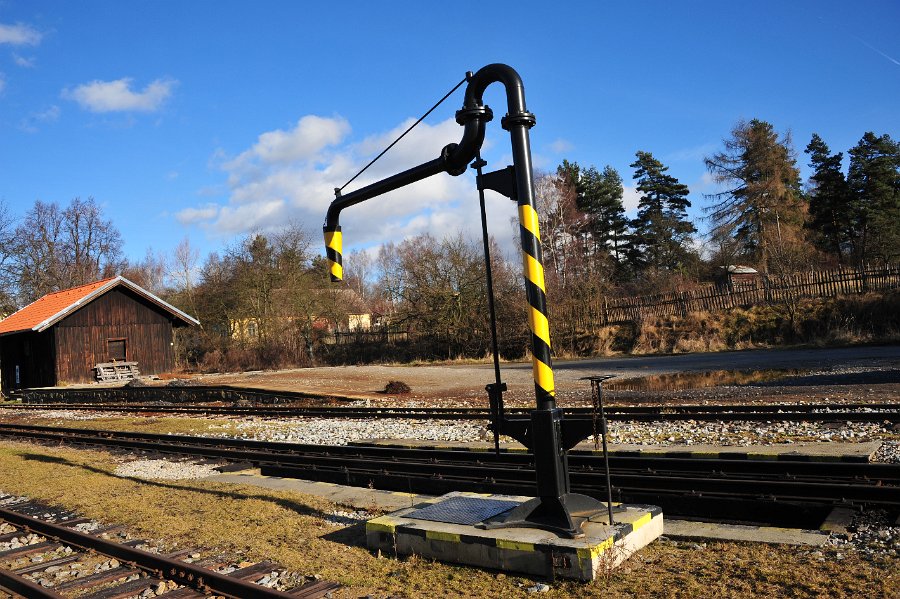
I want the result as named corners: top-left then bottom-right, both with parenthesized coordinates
top-left (365, 492), bottom-right (663, 581)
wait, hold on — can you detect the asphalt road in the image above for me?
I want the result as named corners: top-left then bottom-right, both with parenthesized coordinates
top-left (500, 344), bottom-right (900, 381)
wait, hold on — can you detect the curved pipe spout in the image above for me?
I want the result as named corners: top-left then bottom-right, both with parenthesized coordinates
top-left (322, 63), bottom-right (554, 409)
top-left (320, 65), bottom-right (608, 536)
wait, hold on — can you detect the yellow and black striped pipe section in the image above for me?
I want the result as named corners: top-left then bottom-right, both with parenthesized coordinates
top-left (324, 226), bottom-right (343, 282)
top-left (518, 202), bottom-right (555, 404)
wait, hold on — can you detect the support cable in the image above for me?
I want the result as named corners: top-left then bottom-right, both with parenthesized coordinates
top-left (338, 76), bottom-right (469, 193)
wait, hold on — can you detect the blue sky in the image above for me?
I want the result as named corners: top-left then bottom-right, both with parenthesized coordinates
top-left (1, 1), bottom-right (898, 265)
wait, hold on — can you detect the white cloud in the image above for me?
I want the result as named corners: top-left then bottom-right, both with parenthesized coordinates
top-left (0, 73), bottom-right (5, 95)
top-left (665, 142), bottom-right (717, 163)
top-left (36, 105), bottom-right (60, 121)
top-left (229, 115), bottom-right (351, 166)
top-left (12, 53), bottom-right (35, 67)
top-left (549, 138), bottom-right (573, 153)
top-left (64, 78), bottom-right (176, 113)
top-left (622, 185), bottom-right (640, 214)
top-left (692, 171), bottom-right (720, 194)
top-left (21, 104), bottom-right (62, 131)
top-left (176, 204), bottom-right (221, 225)
top-left (180, 114), bottom-right (524, 255)
top-left (0, 23), bottom-right (41, 46)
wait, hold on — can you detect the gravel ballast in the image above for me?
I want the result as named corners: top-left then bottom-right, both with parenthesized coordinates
top-left (5, 408), bottom-right (898, 462)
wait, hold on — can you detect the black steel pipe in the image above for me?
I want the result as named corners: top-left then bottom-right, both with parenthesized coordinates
top-left (322, 100), bottom-right (489, 233)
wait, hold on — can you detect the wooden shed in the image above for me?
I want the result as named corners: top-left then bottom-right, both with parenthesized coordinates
top-left (0, 276), bottom-right (198, 394)
top-left (717, 265), bottom-right (760, 289)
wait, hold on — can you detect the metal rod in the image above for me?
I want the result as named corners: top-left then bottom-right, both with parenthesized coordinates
top-left (598, 380), bottom-right (615, 525)
top-left (585, 375), bottom-right (616, 525)
top-left (473, 153), bottom-right (504, 455)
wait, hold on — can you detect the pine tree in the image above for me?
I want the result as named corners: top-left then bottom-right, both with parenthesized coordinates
top-left (847, 132), bottom-right (900, 264)
top-left (571, 164), bottom-right (629, 265)
top-left (805, 134), bottom-right (852, 262)
top-left (628, 151), bottom-right (697, 275)
top-left (704, 119), bottom-right (805, 273)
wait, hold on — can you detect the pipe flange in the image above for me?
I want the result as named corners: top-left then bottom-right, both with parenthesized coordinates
top-left (501, 111), bottom-right (536, 130)
top-left (456, 105), bottom-right (493, 125)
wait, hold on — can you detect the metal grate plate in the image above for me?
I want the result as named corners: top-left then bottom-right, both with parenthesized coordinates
top-left (407, 496), bottom-right (520, 525)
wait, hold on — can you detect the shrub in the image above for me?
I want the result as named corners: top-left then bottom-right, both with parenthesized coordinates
top-left (383, 381), bottom-right (412, 394)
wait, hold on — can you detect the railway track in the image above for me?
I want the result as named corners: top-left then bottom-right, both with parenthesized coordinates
top-left (4, 401), bottom-right (899, 423)
top-left (0, 496), bottom-right (339, 598)
top-left (0, 423), bottom-right (897, 526)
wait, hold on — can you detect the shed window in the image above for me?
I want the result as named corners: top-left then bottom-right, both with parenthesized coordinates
top-left (108, 339), bottom-right (126, 361)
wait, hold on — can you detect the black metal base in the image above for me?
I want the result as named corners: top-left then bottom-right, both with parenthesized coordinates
top-left (478, 493), bottom-right (609, 539)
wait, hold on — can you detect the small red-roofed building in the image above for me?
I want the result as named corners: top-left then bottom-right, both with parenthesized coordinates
top-left (0, 277), bottom-right (199, 394)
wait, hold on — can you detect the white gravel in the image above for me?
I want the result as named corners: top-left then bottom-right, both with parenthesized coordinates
top-left (114, 458), bottom-right (221, 480)
top-left (219, 417), bottom-right (488, 446)
top-left (4, 407), bottom-right (899, 462)
top-left (201, 416), bottom-right (900, 463)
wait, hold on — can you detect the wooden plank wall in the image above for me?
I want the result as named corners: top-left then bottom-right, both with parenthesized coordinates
top-left (53, 288), bottom-right (176, 385)
top-left (0, 330), bottom-right (56, 394)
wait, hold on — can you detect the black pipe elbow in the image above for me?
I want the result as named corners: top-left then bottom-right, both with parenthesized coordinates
top-left (322, 64), bottom-right (528, 280)
top-left (463, 64), bottom-right (531, 129)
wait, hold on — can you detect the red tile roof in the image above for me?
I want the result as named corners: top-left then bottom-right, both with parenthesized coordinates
top-left (0, 276), bottom-right (198, 336)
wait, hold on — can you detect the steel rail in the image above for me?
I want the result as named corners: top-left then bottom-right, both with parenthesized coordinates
top-left (0, 506), bottom-right (300, 599)
top-left (259, 461), bottom-right (900, 506)
top-left (4, 401), bottom-right (898, 423)
top-left (0, 565), bottom-right (66, 598)
top-left (11, 400), bottom-right (900, 413)
top-left (13, 385), bottom-right (900, 414)
top-left (0, 423), bottom-right (897, 509)
top-left (0, 422), bottom-right (897, 481)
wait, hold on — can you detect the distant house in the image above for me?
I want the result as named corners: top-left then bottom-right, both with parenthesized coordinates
top-left (228, 287), bottom-right (374, 342)
top-left (0, 277), bottom-right (198, 393)
top-left (718, 265), bottom-right (759, 289)
top-left (348, 313), bottom-right (371, 332)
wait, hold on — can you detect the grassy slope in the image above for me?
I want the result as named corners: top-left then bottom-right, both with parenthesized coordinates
top-left (558, 291), bottom-right (900, 358)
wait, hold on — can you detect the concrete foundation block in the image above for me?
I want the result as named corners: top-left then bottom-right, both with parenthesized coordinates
top-left (366, 491), bottom-right (663, 581)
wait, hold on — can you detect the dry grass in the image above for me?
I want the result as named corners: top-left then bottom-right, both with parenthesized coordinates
top-left (553, 292), bottom-right (900, 358)
top-left (0, 439), bottom-right (896, 598)
top-left (9, 414), bottom-right (242, 437)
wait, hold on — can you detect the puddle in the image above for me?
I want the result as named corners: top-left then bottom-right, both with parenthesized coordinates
top-left (605, 369), bottom-right (807, 392)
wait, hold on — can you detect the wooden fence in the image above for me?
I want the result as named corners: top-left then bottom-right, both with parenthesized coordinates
top-left (600, 264), bottom-right (900, 325)
top-left (321, 265), bottom-right (900, 349)
top-left (325, 330), bottom-right (410, 345)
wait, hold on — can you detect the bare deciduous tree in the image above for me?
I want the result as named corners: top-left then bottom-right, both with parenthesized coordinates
top-left (120, 248), bottom-right (168, 294)
top-left (62, 197), bottom-right (123, 286)
top-left (12, 197), bottom-right (123, 303)
top-left (0, 200), bottom-right (16, 312)
top-left (168, 236), bottom-right (201, 322)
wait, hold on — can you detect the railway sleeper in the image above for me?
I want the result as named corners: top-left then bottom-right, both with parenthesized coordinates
top-left (0, 501), bottom-right (339, 599)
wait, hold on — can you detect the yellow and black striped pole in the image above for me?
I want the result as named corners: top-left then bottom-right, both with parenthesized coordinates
top-left (324, 225), bottom-right (343, 282)
top-left (518, 200), bottom-right (555, 407)
top-left (501, 107), bottom-right (556, 411)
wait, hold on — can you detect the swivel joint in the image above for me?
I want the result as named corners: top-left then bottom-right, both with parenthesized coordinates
top-left (500, 110), bottom-right (536, 131)
top-left (455, 105), bottom-right (493, 126)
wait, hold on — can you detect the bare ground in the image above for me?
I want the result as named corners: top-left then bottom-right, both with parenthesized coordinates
top-left (180, 345), bottom-right (900, 408)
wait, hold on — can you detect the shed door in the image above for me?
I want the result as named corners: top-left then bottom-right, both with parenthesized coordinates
top-left (108, 338), bottom-right (126, 361)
